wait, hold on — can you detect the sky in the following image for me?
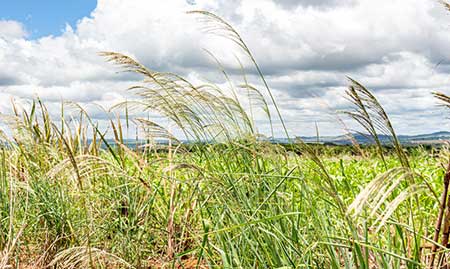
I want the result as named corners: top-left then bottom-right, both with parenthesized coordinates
top-left (0, 0), bottom-right (450, 138)
top-left (0, 1), bottom-right (97, 38)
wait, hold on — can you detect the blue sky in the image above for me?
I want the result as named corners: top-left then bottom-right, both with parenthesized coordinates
top-left (0, 0), bottom-right (96, 38)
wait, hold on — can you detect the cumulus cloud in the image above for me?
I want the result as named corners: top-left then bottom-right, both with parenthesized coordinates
top-left (0, 20), bottom-right (27, 40)
top-left (0, 0), bottom-right (449, 137)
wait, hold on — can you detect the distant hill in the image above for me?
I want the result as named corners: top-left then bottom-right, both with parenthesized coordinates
top-left (91, 131), bottom-right (450, 147)
top-left (296, 131), bottom-right (450, 145)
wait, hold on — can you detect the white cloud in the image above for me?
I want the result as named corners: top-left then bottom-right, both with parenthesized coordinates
top-left (0, 20), bottom-right (27, 40)
top-left (0, 0), bottom-right (449, 137)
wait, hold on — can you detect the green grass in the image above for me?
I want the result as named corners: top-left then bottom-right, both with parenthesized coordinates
top-left (0, 128), bottom-right (447, 268)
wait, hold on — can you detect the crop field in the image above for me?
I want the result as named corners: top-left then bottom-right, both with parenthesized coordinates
top-left (0, 120), bottom-right (448, 269)
top-left (2, 9), bottom-right (450, 269)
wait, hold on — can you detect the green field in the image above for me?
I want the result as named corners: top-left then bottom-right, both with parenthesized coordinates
top-left (2, 10), bottom-right (450, 269)
top-left (0, 128), bottom-right (447, 268)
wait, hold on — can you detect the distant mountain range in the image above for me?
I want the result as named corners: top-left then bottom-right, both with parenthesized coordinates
top-left (94, 131), bottom-right (450, 147)
top-left (295, 131), bottom-right (450, 145)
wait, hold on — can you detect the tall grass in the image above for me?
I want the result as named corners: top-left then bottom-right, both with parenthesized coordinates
top-left (0, 9), bottom-right (448, 269)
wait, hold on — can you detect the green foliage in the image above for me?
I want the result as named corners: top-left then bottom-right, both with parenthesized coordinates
top-left (0, 104), bottom-right (447, 268)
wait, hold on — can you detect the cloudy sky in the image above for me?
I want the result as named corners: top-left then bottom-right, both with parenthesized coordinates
top-left (1, 0), bottom-right (450, 137)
